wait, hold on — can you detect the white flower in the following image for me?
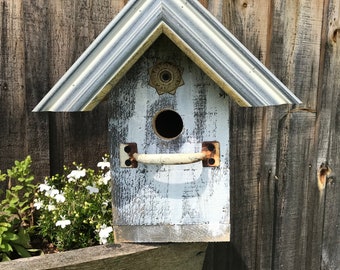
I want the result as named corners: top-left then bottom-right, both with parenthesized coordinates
top-left (103, 171), bottom-right (111, 184)
top-left (33, 199), bottom-right (43, 210)
top-left (56, 217), bottom-right (71, 228)
top-left (102, 200), bottom-right (109, 208)
top-left (38, 182), bottom-right (51, 192)
top-left (98, 224), bottom-right (113, 244)
top-left (98, 171), bottom-right (111, 185)
top-left (54, 192), bottom-right (66, 203)
top-left (97, 158), bottom-right (110, 170)
top-left (67, 167), bottom-right (86, 180)
top-left (47, 204), bottom-right (56, 211)
top-left (86, 185), bottom-right (99, 194)
top-left (67, 177), bottom-right (76, 183)
top-left (46, 188), bottom-right (59, 198)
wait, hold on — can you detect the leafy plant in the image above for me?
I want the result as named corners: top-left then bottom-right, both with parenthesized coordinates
top-left (0, 156), bottom-right (37, 261)
top-left (35, 156), bottom-right (113, 251)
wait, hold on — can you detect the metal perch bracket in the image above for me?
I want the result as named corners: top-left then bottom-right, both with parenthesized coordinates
top-left (120, 141), bottom-right (220, 168)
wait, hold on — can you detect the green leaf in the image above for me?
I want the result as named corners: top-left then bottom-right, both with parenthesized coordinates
top-left (12, 228), bottom-right (30, 248)
top-left (19, 202), bottom-right (30, 210)
top-left (0, 172), bottom-right (6, 182)
top-left (12, 244), bottom-right (32, 258)
top-left (11, 185), bottom-right (24, 192)
top-left (9, 197), bottom-right (19, 208)
top-left (1, 253), bottom-right (12, 261)
top-left (3, 232), bottom-right (19, 241)
top-left (0, 222), bottom-right (11, 228)
top-left (0, 242), bottom-right (13, 252)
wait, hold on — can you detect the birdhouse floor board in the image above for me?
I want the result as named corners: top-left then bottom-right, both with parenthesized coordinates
top-left (114, 224), bottom-right (230, 243)
top-left (110, 36), bottom-right (230, 242)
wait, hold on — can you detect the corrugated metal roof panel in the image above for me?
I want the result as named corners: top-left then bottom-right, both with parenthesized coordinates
top-left (33, 0), bottom-right (301, 112)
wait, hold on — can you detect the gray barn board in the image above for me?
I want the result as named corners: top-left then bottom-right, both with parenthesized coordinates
top-left (0, 243), bottom-right (208, 270)
top-left (0, 0), bottom-right (339, 269)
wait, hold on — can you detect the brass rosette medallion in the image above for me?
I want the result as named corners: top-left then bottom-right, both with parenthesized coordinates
top-left (149, 62), bottom-right (184, 95)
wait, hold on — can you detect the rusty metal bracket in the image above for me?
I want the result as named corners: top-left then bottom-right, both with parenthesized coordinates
top-left (120, 141), bottom-right (220, 168)
top-left (202, 141), bottom-right (220, 167)
top-left (120, 143), bottom-right (138, 168)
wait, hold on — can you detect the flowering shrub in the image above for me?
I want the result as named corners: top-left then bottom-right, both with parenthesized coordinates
top-left (35, 156), bottom-right (113, 251)
top-left (0, 156), bottom-right (37, 261)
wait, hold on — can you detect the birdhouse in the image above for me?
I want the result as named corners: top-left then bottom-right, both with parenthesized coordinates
top-left (34, 0), bottom-right (301, 243)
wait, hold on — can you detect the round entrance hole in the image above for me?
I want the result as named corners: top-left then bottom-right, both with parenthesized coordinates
top-left (159, 70), bottom-right (172, 83)
top-left (153, 109), bottom-right (183, 139)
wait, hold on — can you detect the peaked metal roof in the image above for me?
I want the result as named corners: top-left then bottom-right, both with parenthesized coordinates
top-left (33, 0), bottom-right (301, 112)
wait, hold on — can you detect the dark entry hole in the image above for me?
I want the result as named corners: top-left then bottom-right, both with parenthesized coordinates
top-left (208, 158), bottom-right (215, 165)
top-left (207, 143), bottom-right (215, 151)
top-left (125, 159), bottom-right (132, 166)
top-left (153, 109), bottom-right (183, 139)
top-left (160, 70), bottom-right (172, 83)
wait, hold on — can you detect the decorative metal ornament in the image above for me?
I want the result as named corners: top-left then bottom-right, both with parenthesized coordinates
top-left (149, 62), bottom-right (184, 95)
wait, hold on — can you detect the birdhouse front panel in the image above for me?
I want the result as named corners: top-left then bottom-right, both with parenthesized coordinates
top-left (109, 36), bottom-right (230, 242)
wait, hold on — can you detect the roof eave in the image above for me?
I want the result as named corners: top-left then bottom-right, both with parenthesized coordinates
top-left (33, 0), bottom-right (301, 112)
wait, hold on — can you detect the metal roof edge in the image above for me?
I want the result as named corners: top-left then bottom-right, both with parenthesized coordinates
top-left (33, 0), bottom-right (301, 112)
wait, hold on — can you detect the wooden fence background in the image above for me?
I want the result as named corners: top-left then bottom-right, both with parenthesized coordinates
top-left (1, 0), bottom-right (339, 269)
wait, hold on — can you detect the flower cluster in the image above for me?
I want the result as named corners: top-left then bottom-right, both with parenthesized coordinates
top-left (35, 156), bottom-right (113, 250)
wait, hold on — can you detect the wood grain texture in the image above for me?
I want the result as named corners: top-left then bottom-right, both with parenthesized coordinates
top-left (317, 1), bottom-right (340, 268)
top-left (0, 1), bottom-right (29, 169)
top-left (46, 0), bottom-right (117, 173)
top-left (109, 36), bottom-right (230, 242)
top-left (0, 243), bottom-right (208, 270)
top-left (0, 0), bottom-right (50, 182)
top-left (207, 1), bottom-right (282, 269)
top-left (204, 0), bottom-right (336, 269)
top-left (273, 110), bottom-right (317, 270)
top-left (0, 0), bottom-right (339, 269)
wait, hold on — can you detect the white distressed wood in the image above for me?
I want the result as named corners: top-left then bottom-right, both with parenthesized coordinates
top-left (109, 36), bottom-right (230, 242)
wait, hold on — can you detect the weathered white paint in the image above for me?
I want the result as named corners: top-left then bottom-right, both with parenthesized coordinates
top-left (109, 36), bottom-right (230, 242)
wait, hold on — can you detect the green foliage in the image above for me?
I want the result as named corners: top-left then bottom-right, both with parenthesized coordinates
top-left (0, 155), bottom-right (113, 262)
top-left (35, 155), bottom-right (113, 251)
top-left (0, 156), bottom-right (36, 261)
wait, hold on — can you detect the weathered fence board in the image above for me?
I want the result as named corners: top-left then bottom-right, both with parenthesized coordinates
top-left (0, 243), bottom-right (207, 270)
top-left (0, 0), bottom-right (339, 269)
top-left (45, 0), bottom-right (115, 174)
top-left (317, 1), bottom-right (340, 269)
top-left (274, 111), bottom-right (317, 269)
top-left (0, 0), bottom-right (48, 182)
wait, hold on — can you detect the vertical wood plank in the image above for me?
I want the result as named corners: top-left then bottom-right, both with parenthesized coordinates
top-left (269, 0), bottom-right (324, 108)
top-left (268, 1), bottom-right (327, 269)
top-left (317, 0), bottom-right (340, 268)
top-left (205, 1), bottom-right (278, 269)
top-left (0, 1), bottom-right (26, 169)
top-left (22, 0), bottom-right (50, 180)
top-left (0, 0), bottom-right (50, 181)
top-left (47, 0), bottom-right (124, 173)
top-left (321, 178), bottom-right (340, 270)
top-left (273, 111), bottom-right (317, 270)
top-left (218, 1), bottom-right (280, 269)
